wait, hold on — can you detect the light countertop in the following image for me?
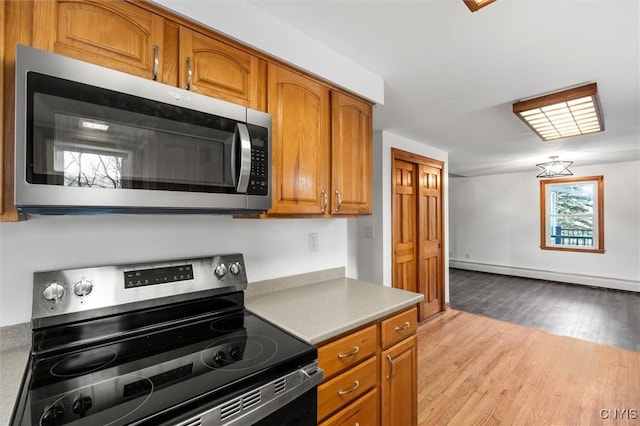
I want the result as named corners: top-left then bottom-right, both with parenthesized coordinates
top-left (0, 323), bottom-right (31, 426)
top-left (246, 277), bottom-right (424, 345)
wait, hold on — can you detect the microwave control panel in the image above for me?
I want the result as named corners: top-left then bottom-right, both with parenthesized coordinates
top-left (248, 142), bottom-right (268, 195)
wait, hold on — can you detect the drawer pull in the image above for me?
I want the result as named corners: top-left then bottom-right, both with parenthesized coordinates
top-left (386, 354), bottom-right (394, 380)
top-left (394, 321), bottom-right (410, 332)
top-left (338, 346), bottom-right (360, 359)
top-left (338, 380), bottom-right (360, 395)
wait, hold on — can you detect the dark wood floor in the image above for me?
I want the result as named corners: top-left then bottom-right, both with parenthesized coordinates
top-left (449, 268), bottom-right (640, 352)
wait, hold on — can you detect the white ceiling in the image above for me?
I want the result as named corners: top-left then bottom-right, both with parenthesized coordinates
top-left (250, 0), bottom-right (640, 176)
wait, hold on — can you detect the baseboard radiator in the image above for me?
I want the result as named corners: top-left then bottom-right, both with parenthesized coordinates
top-left (449, 260), bottom-right (640, 293)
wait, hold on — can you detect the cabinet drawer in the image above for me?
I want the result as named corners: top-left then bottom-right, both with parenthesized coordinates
top-left (318, 356), bottom-right (378, 421)
top-left (380, 308), bottom-right (417, 349)
top-left (320, 389), bottom-right (378, 426)
top-left (319, 324), bottom-right (377, 380)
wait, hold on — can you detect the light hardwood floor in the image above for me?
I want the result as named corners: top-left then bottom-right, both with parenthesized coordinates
top-left (417, 310), bottom-right (640, 425)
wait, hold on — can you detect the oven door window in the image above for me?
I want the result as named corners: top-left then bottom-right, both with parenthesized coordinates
top-left (28, 72), bottom-right (240, 194)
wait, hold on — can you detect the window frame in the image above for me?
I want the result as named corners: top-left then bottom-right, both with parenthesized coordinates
top-left (539, 175), bottom-right (605, 253)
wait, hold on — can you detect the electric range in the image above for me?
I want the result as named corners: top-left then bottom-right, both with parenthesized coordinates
top-left (10, 254), bottom-right (322, 426)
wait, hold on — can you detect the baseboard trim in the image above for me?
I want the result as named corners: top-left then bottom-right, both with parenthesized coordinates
top-left (449, 260), bottom-right (640, 293)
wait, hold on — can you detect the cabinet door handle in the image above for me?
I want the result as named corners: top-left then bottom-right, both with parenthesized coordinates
top-left (185, 56), bottom-right (193, 90)
top-left (394, 322), bottom-right (410, 332)
top-left (335, 190), bottom-right (342, 213)
top-left (338, 346), bottom-right (360, 359)
top-left (338, 380), bottom-right (360, 395)
top-left (386, 354), bottom-right (394, 380)
top-left (151, 45), bottom-right (159, 81)
top-left (321, 190), bottom-right (328, 214)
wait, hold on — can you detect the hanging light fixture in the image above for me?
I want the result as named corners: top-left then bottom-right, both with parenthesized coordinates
top-left (513, 83), bottom-right (604, 141)
top-left (463, 0), bottom-right (496, 12)
top-left (536, 156), bottom-right (573, 178)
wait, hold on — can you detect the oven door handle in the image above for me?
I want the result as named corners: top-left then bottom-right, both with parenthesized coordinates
top-left (234, 123), bottom-right (252, 194)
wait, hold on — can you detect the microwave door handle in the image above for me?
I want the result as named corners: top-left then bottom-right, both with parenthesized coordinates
top-left (235, 123), bottom-right (252, 193)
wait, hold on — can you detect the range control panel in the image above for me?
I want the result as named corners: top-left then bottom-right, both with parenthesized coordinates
top-left (32, 254), bottom-right (248, 326)
top-left (125, 265), bottom-right (194, 289)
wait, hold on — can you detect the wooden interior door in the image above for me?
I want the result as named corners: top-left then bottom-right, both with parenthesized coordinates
top-left (418, 164), bottom-right (443, 319)
top-left (392, 159), bottom-right (417, 294)
top-left (392, 149), bottom-right (444, 321)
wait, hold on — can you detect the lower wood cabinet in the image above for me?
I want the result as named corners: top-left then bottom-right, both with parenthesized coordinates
top-left (381, 335), bottom-right (418, 426)
top-left (320, 389), bottom-right (379, 426)
top-left (316, 307), bottom-right (418, 425)
top-left (318, 356), bottom-right (378, 421)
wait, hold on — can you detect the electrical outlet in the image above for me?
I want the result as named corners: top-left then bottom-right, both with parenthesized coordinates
top-left (309, 233), bottom-right (319, 251)
top-left (364, 226), bottom-right (374, 239)
top-left (465, 253), bottom-right (470, 259)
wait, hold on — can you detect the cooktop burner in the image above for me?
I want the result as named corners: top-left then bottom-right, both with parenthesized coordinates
top-left (200, 335), bottom-right (277, 371)
top-left (50, 349), bottom-right (118, 378)
top-left (39, 374), bottom-right (154, 426)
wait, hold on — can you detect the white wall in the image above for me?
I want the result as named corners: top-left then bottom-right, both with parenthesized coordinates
top-left (449, 160), bottom-right (640, 292)
top-left (348, 130), bottom-right (450, 302)
top-left (0, 215), bottom-right (347, 326)
top-left (150, 0), bottom-right (384, 105)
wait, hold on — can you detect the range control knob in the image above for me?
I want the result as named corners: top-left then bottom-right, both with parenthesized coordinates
top-left (214, 264), bottom-right (228, 278)
top-left (43, 282), bottom-right (65, 302)
top-left (72, 395), bottom-right (93, 416)
top-left (229, 262), bottom-right (243, 276)
top-left (41, 404), bottom-right (64, 425)
top-left (73, 278), bottom-right (94, 297)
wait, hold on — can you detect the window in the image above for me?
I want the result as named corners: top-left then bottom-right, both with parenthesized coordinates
top-left (540, 176), bottom-right (604, 253)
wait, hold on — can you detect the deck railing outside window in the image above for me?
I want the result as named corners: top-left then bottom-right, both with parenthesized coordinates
top-left (551, 226), bottom-right (593, 246)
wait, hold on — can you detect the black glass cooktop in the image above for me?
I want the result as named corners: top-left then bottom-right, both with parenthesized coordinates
top-left (19, 306), bottom-right (316, 426)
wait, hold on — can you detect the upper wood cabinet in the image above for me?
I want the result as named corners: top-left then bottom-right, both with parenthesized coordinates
top-left (266, 64), bottom-right (373, 217)
top-left (32, 0), bottom-right (174, 84)
top-left (267, 63), bottom-right (331, 215)
top-left (31, 1), bottom-right (267, 110)
top-left (179, 27), bottom-right (266, 110)
top-left (331, 91), bottom-right (373, 215)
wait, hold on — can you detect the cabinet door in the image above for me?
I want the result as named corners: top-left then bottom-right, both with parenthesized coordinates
top-left (381, 335), bottom-right (417, 426)
top-left (320, 389), bottom-right (379, 426)
top-left (179, 27), bottom-right (266, 110)
top-left (32, 0), bottom-right (167, 82)
top-left (267, 64), bottom-right (330, 215)
top-left (331, 91), bottom-right (373, 215)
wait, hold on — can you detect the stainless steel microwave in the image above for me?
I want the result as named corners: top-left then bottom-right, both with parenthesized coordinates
top-left (14, 44), bottom-right (271, 214)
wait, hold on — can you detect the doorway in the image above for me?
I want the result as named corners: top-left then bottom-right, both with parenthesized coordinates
top-left (391, 148), bottom-right (445, 321)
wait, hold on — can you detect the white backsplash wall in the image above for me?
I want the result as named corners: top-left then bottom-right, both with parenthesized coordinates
top-left (0, 215), bottom-right (347, 326)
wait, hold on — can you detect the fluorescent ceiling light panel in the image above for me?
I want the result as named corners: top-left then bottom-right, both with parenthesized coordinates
top-left (513, 83), bottom-right (604, 141)
top-left (463, 0), bottom-right (496, 12)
